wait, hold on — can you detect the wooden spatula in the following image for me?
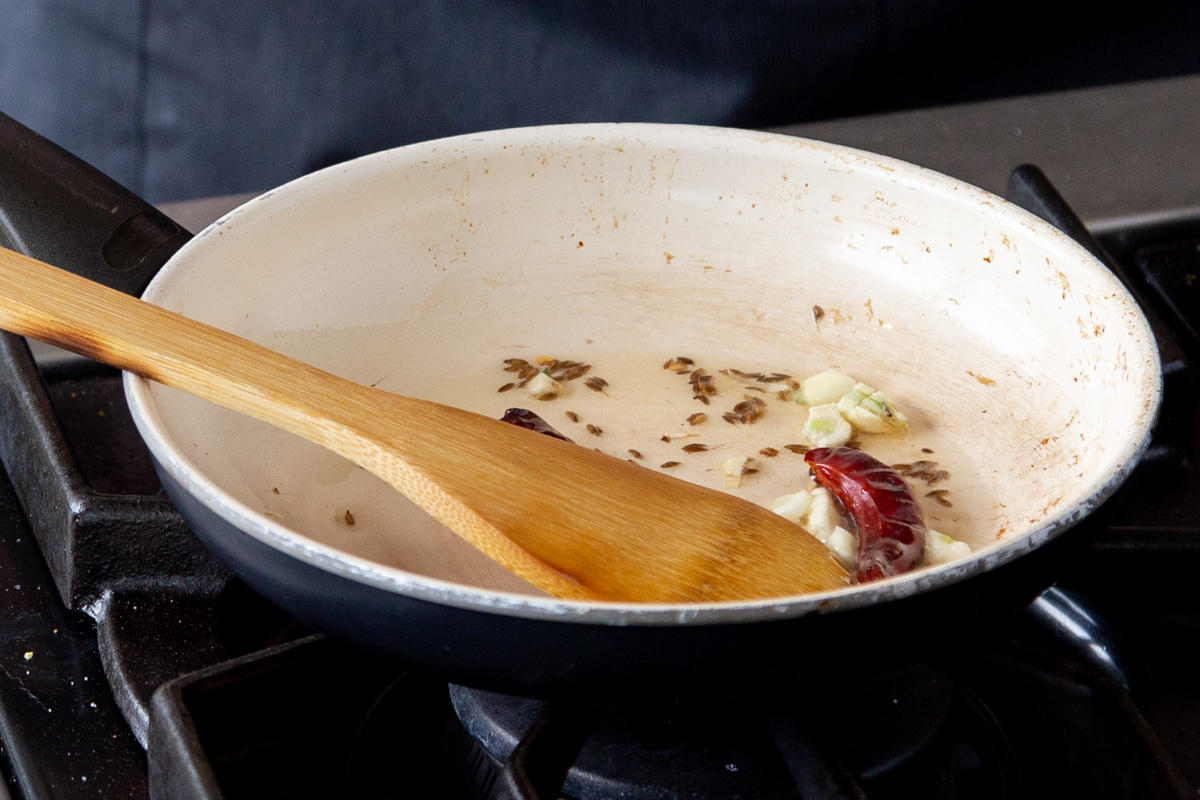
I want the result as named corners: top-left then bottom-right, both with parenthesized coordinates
top-left (0, 246), bottom-right (850, 602)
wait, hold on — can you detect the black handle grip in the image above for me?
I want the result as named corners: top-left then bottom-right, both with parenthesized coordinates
top-left (0, 111), bottom-right (191, 296)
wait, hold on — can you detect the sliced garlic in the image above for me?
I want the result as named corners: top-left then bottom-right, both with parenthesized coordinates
top-left (805, 487), bottom-right (838, 543)
top-left (826, 526), bottom-right (858, 570)
top-left (924, 529), bottom-right (971, 565)
top-left (794, 369), bottom-right (857, 406)
top-left (836, 383), bottom-right (907, 433)
top-left (769, 490), bottom-right (813, 523)
top-left (802, 403), bottom-right (853, 447)
top-left (722, 456), bottom-right (751, 489)
top-left (526, 371), bottom-right (562, 399)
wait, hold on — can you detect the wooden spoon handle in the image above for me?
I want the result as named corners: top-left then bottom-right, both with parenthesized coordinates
top-left (0, 247), bottom-right (851, 603)
top-left (0, 246), bottom-right (599, 598)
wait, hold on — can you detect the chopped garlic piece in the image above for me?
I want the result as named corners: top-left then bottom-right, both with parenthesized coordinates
top-left (795, 369), bottom-right (857, 406)
top-left (722, 456), bottom-right (751, 488)
top-left (826, 526), bottom-right (858, 570)
top-left (836, 383), bottom-right (907, 433)
top-left (802, 403), bottom-right (852, 447)
top-left (924, 529), bottom-right (971, 565)
top-left (526, 371), bottom-right (562, 399)
top-left (805, 487), bottom-right (838, 542)
top-left (769, 490), bottom-right (813, 523)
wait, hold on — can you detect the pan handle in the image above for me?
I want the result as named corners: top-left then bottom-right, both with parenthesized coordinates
top-left (0, 111), bottom-right (192, 296)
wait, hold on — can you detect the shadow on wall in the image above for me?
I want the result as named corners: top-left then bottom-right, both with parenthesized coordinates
top-left (0, 0), bottom-right (1197, 203)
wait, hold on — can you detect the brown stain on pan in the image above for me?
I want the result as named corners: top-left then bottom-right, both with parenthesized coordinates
top-left (967, 372), bottom-right (997, 386)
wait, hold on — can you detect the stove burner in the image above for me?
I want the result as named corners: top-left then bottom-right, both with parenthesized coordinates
top-left (447, 664), bottom-right (1016, 799)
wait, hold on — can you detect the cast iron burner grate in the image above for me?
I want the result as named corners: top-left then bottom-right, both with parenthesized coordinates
top-left (0, 129), bottom-right (1198, 798)
top-left (143, 628), bottom-right (1190, 800)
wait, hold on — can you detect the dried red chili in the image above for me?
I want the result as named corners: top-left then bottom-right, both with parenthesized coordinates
top-left (804, 446), bottom-right (926, 582)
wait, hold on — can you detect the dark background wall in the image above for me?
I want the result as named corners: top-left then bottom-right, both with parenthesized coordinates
top-left (2, 0), bottom-right (1198, 203)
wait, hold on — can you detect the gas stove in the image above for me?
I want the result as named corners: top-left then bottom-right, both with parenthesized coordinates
top-left (0, 160), bottom-right (1200, 799)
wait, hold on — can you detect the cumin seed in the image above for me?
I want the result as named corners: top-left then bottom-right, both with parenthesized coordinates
top-left (560, 366), bottom-right (591, 381)
top-left (925, 490), bottom-right (953, 506)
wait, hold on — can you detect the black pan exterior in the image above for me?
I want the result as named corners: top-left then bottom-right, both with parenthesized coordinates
top-left (154, 455), bottom-right (1085, 697)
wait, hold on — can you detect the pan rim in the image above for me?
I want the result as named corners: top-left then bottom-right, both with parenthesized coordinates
top-left (124, 122), bottom-right (1162, 626)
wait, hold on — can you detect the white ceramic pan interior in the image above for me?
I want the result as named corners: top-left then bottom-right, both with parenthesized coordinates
top-left (125, 124), bottom-right (1160, 623)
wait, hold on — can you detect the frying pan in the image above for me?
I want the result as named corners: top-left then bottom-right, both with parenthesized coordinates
top-left (0, 114), bottom-right (1160, 697)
